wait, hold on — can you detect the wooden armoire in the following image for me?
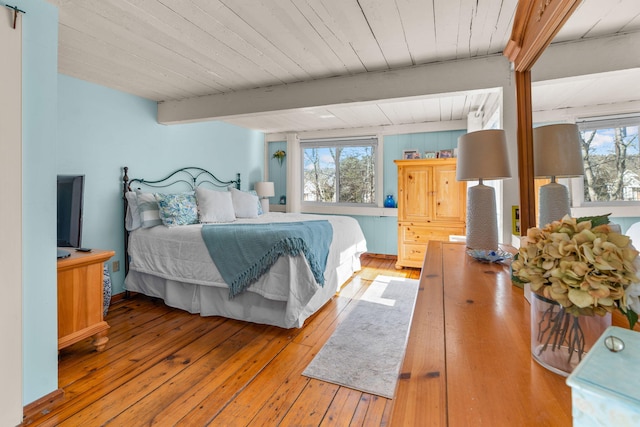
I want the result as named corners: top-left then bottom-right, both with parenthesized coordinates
top-left (394, 158), bottom-right (467, 269)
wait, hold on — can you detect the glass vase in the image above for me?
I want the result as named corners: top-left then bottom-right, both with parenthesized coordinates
top-left (384, 194), bottom-right (395, 208)
top-left (530, 292), bottom-right (611, 376)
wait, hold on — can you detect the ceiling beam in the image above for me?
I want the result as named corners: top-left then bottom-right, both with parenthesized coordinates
top-left (157, 55), bottom-right (510, 125)
top-left (533, 31), bottom-right (640, 81)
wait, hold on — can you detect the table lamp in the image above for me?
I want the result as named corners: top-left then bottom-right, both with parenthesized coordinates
top-left (456, 129), bottom-right (512, 250)
top-left (254, 181), bottom-right (275, 213)
top-left (533, 123), bottom-right (584, 227)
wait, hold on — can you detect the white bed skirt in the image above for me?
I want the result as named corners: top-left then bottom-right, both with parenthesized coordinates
top-left (125, 251), bottom-right (362, 329)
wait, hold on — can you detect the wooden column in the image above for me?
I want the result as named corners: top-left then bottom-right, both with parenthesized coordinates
top-left (515, 70), bottom-right (536, 230)
top-left (504, 0), bottom-right (582, 233)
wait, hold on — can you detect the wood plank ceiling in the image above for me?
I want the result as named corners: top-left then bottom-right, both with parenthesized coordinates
top-left (48, 0), bottom-right (640, 133)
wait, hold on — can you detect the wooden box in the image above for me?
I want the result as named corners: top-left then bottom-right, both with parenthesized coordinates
top-left (566, 326), bottom-right (640, 426)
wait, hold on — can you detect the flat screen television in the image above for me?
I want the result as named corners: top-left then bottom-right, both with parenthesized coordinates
top-left (57, 175), bottom-right (85, 257)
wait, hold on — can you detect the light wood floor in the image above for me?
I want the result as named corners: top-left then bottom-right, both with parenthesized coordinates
top-left (23, 254), bottom-right (420, 426)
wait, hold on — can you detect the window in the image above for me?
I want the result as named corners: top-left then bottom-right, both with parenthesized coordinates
top-left (578, 116), bottom-right (640, 203)
top-left (301, 136), bottom-right (377, 206)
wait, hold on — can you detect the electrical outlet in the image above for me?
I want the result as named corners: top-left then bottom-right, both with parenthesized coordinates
top-left (112, 261), bottom-right (120, 272)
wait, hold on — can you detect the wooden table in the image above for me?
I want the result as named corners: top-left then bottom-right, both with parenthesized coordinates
top-left (57, 248), bottom-right (115, 352)
top-left (390, 241), bottom-right (572, 426)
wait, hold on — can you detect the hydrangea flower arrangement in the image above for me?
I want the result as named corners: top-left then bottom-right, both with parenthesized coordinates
top-left (512, 214), bottom-right (640, 328)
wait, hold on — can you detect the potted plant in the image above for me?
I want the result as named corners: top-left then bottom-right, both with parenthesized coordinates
top-left (273, 149), bottom-right (286, 166)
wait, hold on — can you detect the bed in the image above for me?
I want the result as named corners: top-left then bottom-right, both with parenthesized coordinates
top-left (122, 166), bottom-right (367, 328)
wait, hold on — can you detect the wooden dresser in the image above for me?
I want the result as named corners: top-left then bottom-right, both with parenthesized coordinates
top-left (57, 248), bottom-right (114, 352)
top-left (390, 241), bottom-right (573, 426)
top-left (394, 158), bottom-right (466, 269)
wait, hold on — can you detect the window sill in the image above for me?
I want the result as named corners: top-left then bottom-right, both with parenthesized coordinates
top-left (269, 204), bottom-right (287, 213)
top-left (572, 204), bottom-right (640, 218)
top-left (300, 205), bottom-right (398, 217)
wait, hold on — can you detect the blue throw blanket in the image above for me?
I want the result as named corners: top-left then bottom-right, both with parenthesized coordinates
top-left (201, 220), bottom-right (333, 298)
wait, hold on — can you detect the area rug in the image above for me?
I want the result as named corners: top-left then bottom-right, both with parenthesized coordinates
top-left (302, 275), bottom-right (419, 398)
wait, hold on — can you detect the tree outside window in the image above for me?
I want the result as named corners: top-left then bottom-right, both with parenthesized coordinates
top-left (579, 119), bottom-right (639, 202)
top-left (302, 138), bottom-right (376, 205)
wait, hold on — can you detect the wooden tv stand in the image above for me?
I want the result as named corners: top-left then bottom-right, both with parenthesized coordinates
top-left (57, 248), bottom-right (115, 352)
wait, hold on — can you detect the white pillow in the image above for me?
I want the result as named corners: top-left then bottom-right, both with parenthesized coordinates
top-left (196, 187), bottom-right (236, 223)
top-left (229, 187), bottom-right (259, 218)
top-left (125, 191), bottom-right (141, 231)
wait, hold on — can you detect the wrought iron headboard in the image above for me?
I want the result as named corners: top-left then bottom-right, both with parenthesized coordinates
top-left (123, 166), bottom-right (241, 193)
top-left (121, 166), bottom-right (241, 283)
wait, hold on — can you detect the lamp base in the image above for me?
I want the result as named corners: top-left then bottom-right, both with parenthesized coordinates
top-left (466, 184), bottom-right (498, 250)
top-left (260, 198), bottom-right (270, 213)
top-left (538, 182), bottom-right (570, 227)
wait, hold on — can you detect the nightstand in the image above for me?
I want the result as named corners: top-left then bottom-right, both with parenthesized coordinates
top-left (57, 248), bottom-right (115, 352)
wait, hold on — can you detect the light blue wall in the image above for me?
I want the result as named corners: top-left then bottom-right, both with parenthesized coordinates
top-left (267, 141), bottom-right (287, 205)
top-left (21, 0), bottom-right (59, 405)
top-left (22, 10), bottom-right (263, 402)
top-left (57, 75), bottom-right (265, 296)
top-left (383, 130), bottom-right (466, 200)
top-left (351, 215), bottom-right (399, 255)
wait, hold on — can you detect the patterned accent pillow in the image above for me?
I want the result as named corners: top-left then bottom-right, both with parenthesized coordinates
top-left (155, 193), bottom-right (199, 226)
top-left (136, 190), bottom-right (162, 228)
top-left (103, 263), bottom-right (112, 317)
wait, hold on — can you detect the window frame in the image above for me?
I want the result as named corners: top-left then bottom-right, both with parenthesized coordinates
top-left (570, 115), bottom-right (640, 217)
top-left (299, 135), bottom-right (382, 210)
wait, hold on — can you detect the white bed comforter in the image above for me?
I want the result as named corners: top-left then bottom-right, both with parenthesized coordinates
top-left (127, 212), bottom-right (367, 303)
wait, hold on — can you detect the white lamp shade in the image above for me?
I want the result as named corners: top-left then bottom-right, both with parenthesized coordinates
top-left (254, 181), bottom-right (275, 198)
top-left (456, 129), bottom-right (511, 181)
top-left (533, 123), bottom-right (584, 178)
